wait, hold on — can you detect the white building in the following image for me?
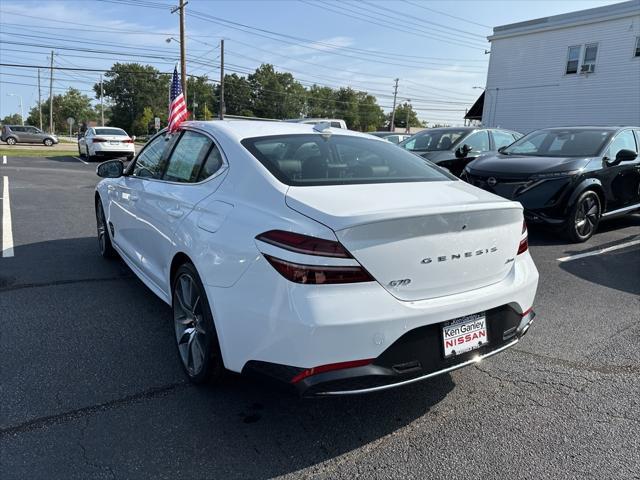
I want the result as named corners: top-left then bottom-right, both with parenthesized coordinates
top-left (481, 0), bottom-right (640, 134)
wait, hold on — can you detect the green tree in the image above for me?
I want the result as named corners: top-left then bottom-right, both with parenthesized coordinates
top-left (305, 85), bottom-right (336, 118)
top-left (1, 113), bottom-right (23, 125)
top-left (356, 92), bottom-right (385, 132)
top-left (187, 76), bottom-right (215, 121)
top-left (215, 73), bottom-right (253, 117)
top-left (97, 63), bottom-right (170, 133)
top-left (334, 87), bottom-right (360, 129)
top-left (388, 103), bottom-right (424, 130)
top-left (248, 64), bottom-right (305, 119)
top-left (132, 106), bottom-right (154, 135)
top-left (27, 87), bottom-right (97, 133)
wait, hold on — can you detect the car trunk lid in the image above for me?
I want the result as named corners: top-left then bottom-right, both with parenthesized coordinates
top-left (285, 181), bottom-right (523, 301)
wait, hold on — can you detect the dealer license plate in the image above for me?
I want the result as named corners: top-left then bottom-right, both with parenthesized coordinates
top-left (442, 313), bottom-right (488, 358)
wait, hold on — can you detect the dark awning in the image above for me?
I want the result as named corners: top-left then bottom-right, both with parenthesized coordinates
top-left (464, 91), bottom-right (484, 121)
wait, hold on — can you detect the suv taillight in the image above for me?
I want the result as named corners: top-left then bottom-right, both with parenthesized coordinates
top-left (256, 230), bottom-right (373, 284)
top-left (517, 221), bottom-right (528, 255)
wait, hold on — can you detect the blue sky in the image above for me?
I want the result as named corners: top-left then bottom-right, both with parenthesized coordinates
top-left (0, 0), bottom-right (624, 125)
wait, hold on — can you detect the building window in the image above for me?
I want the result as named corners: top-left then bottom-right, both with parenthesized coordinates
top-left (566, 45), bottom-right (581, 74)
top-left (635, 37), bottom-right (640, 57)
top-left (581, 44), bottom-right (598, 73)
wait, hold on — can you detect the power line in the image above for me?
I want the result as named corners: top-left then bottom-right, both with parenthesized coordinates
top-left (303, 0), bottom-right (486, 50)
top-left (401, 0), bottom-right (493, 29)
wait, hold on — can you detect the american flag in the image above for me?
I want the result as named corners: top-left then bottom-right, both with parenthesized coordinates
top-left (168, 67), bottom-right (189, 133)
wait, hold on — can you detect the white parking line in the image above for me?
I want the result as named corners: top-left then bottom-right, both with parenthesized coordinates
top-left (2, 155), bottom-right (6, 165)
top-left (557, 239), bottom-right (640, 263)
top-left (73, 156), bottom-right (89, 165)
top-left (2, 176), bottom-right (14, 258)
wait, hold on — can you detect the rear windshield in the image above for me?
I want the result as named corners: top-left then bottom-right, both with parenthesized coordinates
top-left (95, 128), bottom-right (128, 136)
top-left (241, 134), bottom-right (452, 186)
top-left (503, 129), bottom-right (612, 157)
top-left (399, 129), bottom-right (468, 152)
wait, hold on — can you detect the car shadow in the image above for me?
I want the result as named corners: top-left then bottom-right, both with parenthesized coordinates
top-left (558, 246), bottom-right (640, 296)
top-left (528, 214), bottom-right (640, 247)
top-left (1, 236), bottom-right (456, 478)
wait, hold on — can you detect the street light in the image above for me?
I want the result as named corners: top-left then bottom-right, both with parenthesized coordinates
top-left (472, 86), bottom-right (486, 90)
top-left (166, 36), bottom-right (180, 44)
top-left (7, 93), bottom-right (24, 126)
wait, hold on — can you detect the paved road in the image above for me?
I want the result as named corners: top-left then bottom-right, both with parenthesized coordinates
top-left (1, 156), bottom-right (639, 480)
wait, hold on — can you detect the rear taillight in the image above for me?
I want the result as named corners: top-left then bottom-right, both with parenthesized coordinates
top-left (517, 220), bottom-right (528, 255)
top-left (92, 137), bottom-right (107, 143)
top-left (256, 230), bottom-right (352, 258)
top-left (257, 230), bottom-right (373, 284)
top-left (122, 139), bottom-right (133, 143)
top-left (263, 255), bottom-right (373, 284)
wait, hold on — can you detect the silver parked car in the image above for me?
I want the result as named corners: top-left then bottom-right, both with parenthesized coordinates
top-left (1, 125), bottom-right (59, 146)
top-left (398, 127), bottom-right (522, 177)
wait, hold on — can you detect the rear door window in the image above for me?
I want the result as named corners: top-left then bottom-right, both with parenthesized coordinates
top-left (163, 130), bottom-right (212, 183)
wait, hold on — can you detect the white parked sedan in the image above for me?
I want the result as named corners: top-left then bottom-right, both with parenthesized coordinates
top-left (94, 120), bottom-right (539, 396)
top-left (79, 127), bottom-right (135, 161)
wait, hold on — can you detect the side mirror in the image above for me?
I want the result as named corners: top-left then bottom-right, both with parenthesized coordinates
top-left (131, 135), bottom-right (137, 141)
top-left (96, 160), bottom-right (124, 178)
top-left (616, 149), bottom-right (637, 163)
top-left (455, 144), bottom-right (472, 159)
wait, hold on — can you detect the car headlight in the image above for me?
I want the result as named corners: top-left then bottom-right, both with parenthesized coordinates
top-left (530, 170), bottom-right (581, 180)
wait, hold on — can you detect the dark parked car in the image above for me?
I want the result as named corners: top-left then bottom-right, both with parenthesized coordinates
top-left (462, 126), bottom-right (640, 242)
top-left (368, 132), bottom-right (412, 144)
top-left (1, 125), bottom-right (58, 146)
top-left (398, 127), bottom-right (522, 176)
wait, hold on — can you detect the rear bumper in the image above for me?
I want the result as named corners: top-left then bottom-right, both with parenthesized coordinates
top-left (207, 249), bottom-right (538, 386)
top-left (92, 144), bottom-right (135, 156)
top-left (243, 306), bottom-right (536, 397)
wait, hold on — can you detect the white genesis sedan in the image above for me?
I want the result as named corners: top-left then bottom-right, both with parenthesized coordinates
top-left (94, 120), bottom-right (539, 396)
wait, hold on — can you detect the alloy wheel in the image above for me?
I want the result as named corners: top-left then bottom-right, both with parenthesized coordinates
top-left (44, 139), bottom-right (53, 146)
top-left (173, 274), bottom-right (208, 376)
top-left (574, 194), bottom-right (600, 238)
top-left (96, 203), bottom-right (107, 254)
top-left (7, 137), bottom-right (16, 145)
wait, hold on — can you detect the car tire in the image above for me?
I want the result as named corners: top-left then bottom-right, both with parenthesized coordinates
top-left (43, 138), bottom-right (54, 147)
top-left (564, 190), bottom-right (601, 243)
top-left (6, 137), bottom-right (17, 145)
top-left (95, 198), bottom-right (116, 258)
top-left (172, 262), bottom-right (225, 384)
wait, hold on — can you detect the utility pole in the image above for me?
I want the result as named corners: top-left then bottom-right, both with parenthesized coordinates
top-left (100, 74), bottom-right (104, 126)
top-left (171, 0), bottom-right (188, 101)
top-left (219, 39), bottom-right (225, 120)
top-left (37, 68), bottom-right (43, 131)
top-left (49, 50), bottom-right (54, 134)
top-left (389, 78), bottom-right (399, 132)
top-left (405, 100), bottom-right (411, 134)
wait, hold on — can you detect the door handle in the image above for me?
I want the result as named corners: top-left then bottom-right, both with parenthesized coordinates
top-left (167, 207), bottom-right (183, 218)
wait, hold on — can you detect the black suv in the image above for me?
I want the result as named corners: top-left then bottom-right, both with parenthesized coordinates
top-left (462, 127), bottom-right (640, 242)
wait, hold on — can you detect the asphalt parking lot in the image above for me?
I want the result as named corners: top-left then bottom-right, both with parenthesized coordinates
top-left (1, 155), bottom-right (639, 480)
